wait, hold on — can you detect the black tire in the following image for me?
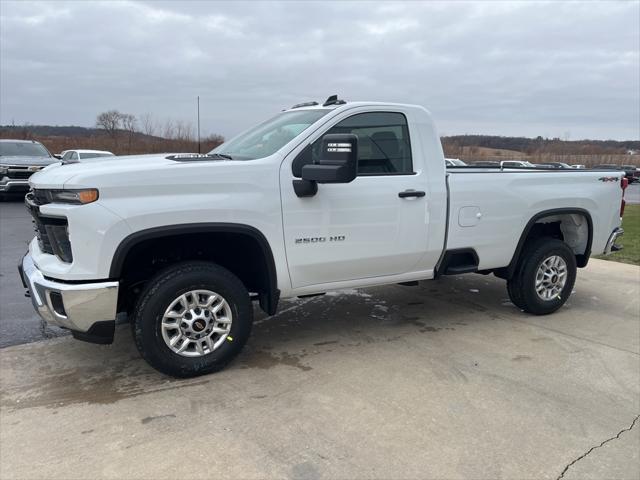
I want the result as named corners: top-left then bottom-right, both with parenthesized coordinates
top-left (506, 280), bottom-right (526, 310)
top-left (132, 261), bottom-right (252, 377)
top-left (506, 237), bottom-right (577, 315)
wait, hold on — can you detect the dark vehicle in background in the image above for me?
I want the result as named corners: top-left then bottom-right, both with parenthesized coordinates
top-left (621, 165), bottom-right (639, 183)
top-left (500, 160), bottom-right (535, 168)
top-left (0, 140), bottom-right (57, 197)
top-left (593, 164), bottom-right (639, 184)
top-left (470, 161), bottom-right (500, 167)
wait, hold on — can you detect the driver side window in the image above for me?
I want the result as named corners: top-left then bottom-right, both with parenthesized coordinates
top-left (292, 112), bottom-right (413, 177)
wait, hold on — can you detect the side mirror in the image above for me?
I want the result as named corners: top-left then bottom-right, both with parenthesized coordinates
top-left (53, 154), bottom-right (62, 159)
top-left (302, 134), bottom-right (358, 183)
top-left (293, 134), bottom-right (358, 197)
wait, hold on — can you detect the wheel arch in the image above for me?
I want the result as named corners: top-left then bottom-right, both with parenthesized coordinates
top-left (506, 208), bottom-right (593, 278)
top-left (110, 223), bottom-right (280, 315)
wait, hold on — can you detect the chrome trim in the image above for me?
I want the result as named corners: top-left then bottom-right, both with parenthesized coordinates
top-left (604, 227), bottom-right (624, 255)
top-left (20, 253), bottom-right (119, 332)
top-left (0, 179), bottom-right (30, 191)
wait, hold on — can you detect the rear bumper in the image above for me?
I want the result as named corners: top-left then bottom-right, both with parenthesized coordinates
top-left (19, 252), bottom-right (119, 342)
top-left (603, 227), bottom-right (624, 255)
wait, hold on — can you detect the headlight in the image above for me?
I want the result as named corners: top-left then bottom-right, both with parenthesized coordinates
top-left (0, 165), bottom-right (8, 176)
top-left (47, 189), bottom-right (99, 204)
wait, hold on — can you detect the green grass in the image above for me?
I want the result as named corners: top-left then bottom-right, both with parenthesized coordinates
top-left (596, 204), bottom-right (640, 266)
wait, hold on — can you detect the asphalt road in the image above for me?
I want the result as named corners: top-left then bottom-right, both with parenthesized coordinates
top-left (1, 259), bottom-right (638, 479)
top-left (0, 196), bottom-right (68, 347)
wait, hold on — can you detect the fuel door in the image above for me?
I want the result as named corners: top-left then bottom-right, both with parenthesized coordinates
top-left (458, 206), bottom-right (482, 227)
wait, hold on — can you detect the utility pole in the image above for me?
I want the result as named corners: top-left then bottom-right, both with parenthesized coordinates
top-left (197, 96), bottom-right (201, 154)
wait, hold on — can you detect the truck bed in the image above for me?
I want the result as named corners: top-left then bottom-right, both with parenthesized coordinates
top-left (445, 168), bottom-right (623, 270)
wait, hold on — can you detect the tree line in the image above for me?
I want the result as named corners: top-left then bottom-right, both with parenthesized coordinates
top-left (95, 110), bottom-right (224, 154)
top-left (0, 111), bottom-right (224, 156)
top-left (442, 135), bottom-right (640, 156)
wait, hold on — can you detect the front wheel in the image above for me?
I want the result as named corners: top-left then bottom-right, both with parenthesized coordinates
top-left (507, 238), bottom-right (577, 315)
top-left (132, 261), bottom-right (253, 377)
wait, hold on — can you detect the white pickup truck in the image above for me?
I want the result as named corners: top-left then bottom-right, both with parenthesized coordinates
top-left (19, 96), bottom-right (627, 377)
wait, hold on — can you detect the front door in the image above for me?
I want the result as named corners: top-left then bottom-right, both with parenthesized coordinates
top-left (280, 110), bottom-right (430, 289)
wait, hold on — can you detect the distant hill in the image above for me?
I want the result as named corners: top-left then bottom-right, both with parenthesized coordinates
top-left (0, 124), bottom-right (165, 141)
top-left (442, 135), bottom-right (640, 156)
top-left (0, 124), bottom-right (223, 156)
top-left (0, 125), bottom-right (103, 137)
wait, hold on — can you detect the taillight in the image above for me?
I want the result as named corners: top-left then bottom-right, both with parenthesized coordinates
top-left (620, 177), bottom-right (628, 217)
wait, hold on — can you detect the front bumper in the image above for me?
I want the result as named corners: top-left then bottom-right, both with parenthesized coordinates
top-left (604, 227), bottom-right (624, 255)
top-left (19, 253), bottom-right (119, 341)
top-left (0, 179), bottom-right (30, 192)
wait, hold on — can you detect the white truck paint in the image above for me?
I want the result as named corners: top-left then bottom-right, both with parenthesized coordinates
top-left (20, 99), bottom-right (626, 376)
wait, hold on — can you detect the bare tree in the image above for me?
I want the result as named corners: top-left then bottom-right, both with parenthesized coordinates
top-left (96, 110), bottom-right (123, 147)
top-left (121, 114), bottom-right (137, 154)
top-left (174, 120), bottom-right (195, 142)
top-left (18, 123), bottom-right (34, 140)
top-left (139, 113), bottom-right (157, 137)
top-left (162, 119), bottom-right (176, 140)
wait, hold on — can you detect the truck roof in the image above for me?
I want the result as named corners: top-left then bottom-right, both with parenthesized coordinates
top-left (283, 101), bottom-right (429, 114)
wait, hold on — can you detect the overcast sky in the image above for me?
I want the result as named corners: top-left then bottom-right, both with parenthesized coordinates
top-left (1, 0), bottom-right (639, 140)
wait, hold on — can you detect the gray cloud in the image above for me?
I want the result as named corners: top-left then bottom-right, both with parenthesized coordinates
top-left (1, 0), bottom-right (638, 140)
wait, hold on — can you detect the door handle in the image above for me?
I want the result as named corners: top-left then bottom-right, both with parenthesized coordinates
top-left (398, 190), bottom-right (426, 199)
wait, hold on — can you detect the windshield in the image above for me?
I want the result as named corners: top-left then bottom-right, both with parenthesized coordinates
top-left (0, 141), bottom-right (50, 157)
top-left (211, 109), bottom-right (331, 160)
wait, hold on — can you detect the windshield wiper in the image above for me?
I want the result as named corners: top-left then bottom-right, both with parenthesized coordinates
top-left (208, 152), bottom-right (233, 160)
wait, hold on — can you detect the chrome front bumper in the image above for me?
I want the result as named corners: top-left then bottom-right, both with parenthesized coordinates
top-left (0, 179), bottom-right (29, 192)
top-left (19, 253), bottom-right (119, 333)
top-left (604, 227), bottom-right (624, 255)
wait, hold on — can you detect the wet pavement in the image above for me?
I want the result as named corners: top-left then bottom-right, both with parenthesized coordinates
top-left (0, 197), bottom-right (68, 347)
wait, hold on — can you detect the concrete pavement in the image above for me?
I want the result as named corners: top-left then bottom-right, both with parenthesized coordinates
top-left (1, 259), bottom-right (639, 479)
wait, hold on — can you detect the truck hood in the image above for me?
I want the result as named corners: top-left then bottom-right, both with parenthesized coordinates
top-left (28, 153), bottom-right (242, 189)
top-left (0, 155), bottom-right (56, 167)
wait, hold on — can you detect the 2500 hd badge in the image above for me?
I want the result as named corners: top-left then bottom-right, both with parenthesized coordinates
top-left (295, 236), bottom-right (346, 244)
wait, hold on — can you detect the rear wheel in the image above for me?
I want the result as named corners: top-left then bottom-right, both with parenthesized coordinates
top-left (132, 261), bottom-right (252, 377)
top-left (507, 238), bottom-right (576, 315)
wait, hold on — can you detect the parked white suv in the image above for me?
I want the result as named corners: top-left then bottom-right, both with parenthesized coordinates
top-left (59, 149), bottom-right (115, 162)
top-left (20, 96), bottom-right (626, 377)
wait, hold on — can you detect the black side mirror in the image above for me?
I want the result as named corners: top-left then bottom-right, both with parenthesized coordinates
top-left (293, 134), bottom-right (358, 197)
top-left (53, 154), bottom-right (62, 159)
